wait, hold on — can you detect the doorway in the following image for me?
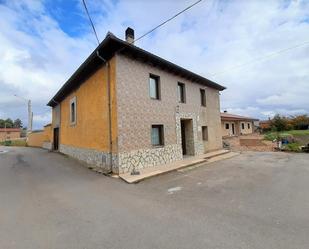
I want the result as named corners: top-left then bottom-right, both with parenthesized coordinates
top-left (53, 128), bottom-right (59, 151)
top-left (232, 123), bottom-right (235, 135)
top-left (180, 119), bottom-right (194, 156)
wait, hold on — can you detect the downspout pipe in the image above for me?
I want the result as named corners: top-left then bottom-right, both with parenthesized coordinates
top-left (96, 50), bottom-right (113, 173)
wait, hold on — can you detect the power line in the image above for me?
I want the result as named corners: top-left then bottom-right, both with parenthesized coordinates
top-left (209, 40), bottom-right (309, 78)
top-left (82, 0), bottom-right (203, 45)
top-left (133, 0), bottom-right (203, 43)
top-left (82, 0), bottom-right (100, 45)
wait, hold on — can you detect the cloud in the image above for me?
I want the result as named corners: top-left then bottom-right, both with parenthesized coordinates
top-left (0, 0), bottom-right (308, 129)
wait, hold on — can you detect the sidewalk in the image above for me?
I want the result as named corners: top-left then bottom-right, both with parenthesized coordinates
top-left (119, 149), bottom-right (239, 183)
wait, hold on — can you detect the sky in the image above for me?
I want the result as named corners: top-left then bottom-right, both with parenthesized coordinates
top-left (0, 0), bottom-right (308, 129)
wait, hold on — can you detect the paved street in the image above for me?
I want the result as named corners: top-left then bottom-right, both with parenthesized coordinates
top-left (0, 146), bottom-right (309, 249)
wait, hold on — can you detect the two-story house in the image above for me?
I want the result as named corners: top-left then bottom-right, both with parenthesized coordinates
top-left (47, 28), bottom-right (226, 174)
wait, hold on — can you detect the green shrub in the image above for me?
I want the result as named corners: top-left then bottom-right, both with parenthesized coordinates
top-left (0, 140), bottom-right (27, 147)
top-left (283, 143), bottom-right (301, 152)
top-left (264, 132), bottom-right (277, 141)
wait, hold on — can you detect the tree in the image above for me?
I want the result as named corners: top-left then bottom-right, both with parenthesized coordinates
top-left (4, 118), bottom-right (14, 128)
top-left (290, 115), bottom-right (309, 130)
top-left (270, 114), bottom-right (290, 131)
top-left (0, 119), bottom-right (4, 128)
top-left (13, 118), bottom-right (23, 128)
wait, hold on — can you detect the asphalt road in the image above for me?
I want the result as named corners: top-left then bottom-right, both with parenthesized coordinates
top-left (0, 146), bottom-right (309, 249)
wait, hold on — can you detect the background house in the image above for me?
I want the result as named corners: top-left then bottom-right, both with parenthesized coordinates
top-left (0, 128), bottom-right (21, 142)
top-left (221, 112), bottom-right (258, 137)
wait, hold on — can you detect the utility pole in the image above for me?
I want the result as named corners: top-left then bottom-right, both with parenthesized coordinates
top-left (14, 95), bottom-right (33, 134)
top-left (27, 99), bottom-right (33, 133)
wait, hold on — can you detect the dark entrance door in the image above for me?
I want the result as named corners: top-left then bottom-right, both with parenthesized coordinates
top-left (232, 123), bottom-right (235, 135)
top-left (53, 128), bottom-right (59, 151)
top-left (181, 120), bottom-right (186, 155)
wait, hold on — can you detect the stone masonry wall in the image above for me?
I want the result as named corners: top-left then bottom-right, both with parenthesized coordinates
top-left (59, 144), bottom-right (118, 173)
top-left (115, 53), bottom-right (223, 173)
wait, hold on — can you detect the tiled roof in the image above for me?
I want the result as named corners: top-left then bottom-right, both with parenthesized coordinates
top-left (221, 113), bottom-right (259, 121)
top-left (0, 128), bottom-right (21, 132)
top-left (48, 33), bottom-right (226, 107)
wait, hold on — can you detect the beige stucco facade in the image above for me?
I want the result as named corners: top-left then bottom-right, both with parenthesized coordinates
top-left (221, 120), bottom-right (254, 137)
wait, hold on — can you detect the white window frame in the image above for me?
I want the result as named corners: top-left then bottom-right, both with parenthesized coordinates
top-left (70, 96), bottom-right (77, 126)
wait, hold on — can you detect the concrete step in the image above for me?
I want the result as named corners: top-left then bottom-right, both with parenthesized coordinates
top-left (119, 150), bottom-right (239, 183)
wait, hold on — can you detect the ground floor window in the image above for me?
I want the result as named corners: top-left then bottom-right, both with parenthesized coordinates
top-left (241, 123), bottom-right (245, 129)
top-left (151, 125), bottom-right (164, 146)
top-left (225, 123), bottom-right (229, 129)
top-left (202, 126), bottom-right (208, 141)
top-left (248, 123), bottom-right (251, 129)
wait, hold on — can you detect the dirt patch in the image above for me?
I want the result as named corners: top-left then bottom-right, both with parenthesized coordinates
top-left (240, 139), bottom-right (266, 146)
top-left (224, 134), bottom-right (276, 152)
top-left (294, 135), bottom-right (309, 146)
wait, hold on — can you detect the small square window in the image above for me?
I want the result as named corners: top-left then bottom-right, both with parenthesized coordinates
top-left (200, 89), bottom-right (206, 106)
top-left (70, 97), bottom-right (77, 125)
top-left (241, 123), bottom-right (245, 129)
top-left (178, 82), bottom-right (186, 103)
top-left (149, 74), bottom-right (160, 100)
top-left (202, 126), bottom-right (208, 141)
top-left (151, 125), bottom-right (164, 146)
top-left (225, 123), bottom-right (229, 129)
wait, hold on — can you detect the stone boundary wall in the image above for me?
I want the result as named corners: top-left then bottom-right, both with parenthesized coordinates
top-left (59, 144), bottom-right (118, 173)
top-left (118, 144), bottom-right (182, 174)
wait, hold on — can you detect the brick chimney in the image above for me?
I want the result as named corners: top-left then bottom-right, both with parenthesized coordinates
top-left (125, 27), bottom-right (134, 44)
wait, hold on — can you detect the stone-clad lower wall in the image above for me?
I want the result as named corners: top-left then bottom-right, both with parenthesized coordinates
top-left (59, 144), bottom-right (118, 173)
top-left (118, 144), bottom-right (182, 174)
top-left (42, 142), bottom-right (52, 150)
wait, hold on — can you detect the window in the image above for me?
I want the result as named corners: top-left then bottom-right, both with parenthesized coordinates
top-left (225, 123), bottom-right (229, 129)
top-left (241, 123), bottom-right (245, 129)
top-left (178, 82), bottom-right (186, 103)
top-left (200, 89), bottom-right (206, 106)
top-left (151, 125), bottom-right (164, 146)
top-left (149, 74), bottom-right (160, 99)
top-left (70, 97), bottom-right (77, 125)
top-left (248, 123), bottom-right (251, 129)
top-left (202, 126), bottom-right (208, 141)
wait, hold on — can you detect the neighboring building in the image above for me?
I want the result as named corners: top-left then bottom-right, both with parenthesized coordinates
top-left (0, 128), bottom-right (21, 142)
top-left (221, 112), bottom-right (258, 137)
top-left (47, 28), bottom-right (226, 174)
top-left (27, 124), bottom-right (52, 148)
top-left (259, 120), bottom-right (271, 130)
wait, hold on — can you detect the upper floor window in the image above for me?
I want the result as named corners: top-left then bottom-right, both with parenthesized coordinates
top-left (149, 74), bottom-right (160, 100)
top-left (200, 89), bottom-right (206, 106)
top-left (202, 126), bottom-right (208, 141)
top-left (178, 82), bottom-right (186, 103)
top-left (241, 123), bottom-right (245, 129)
top-left (151, 125), bottom-right (164, 146)
top-left (70, 97), bottom-right (77, 125)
